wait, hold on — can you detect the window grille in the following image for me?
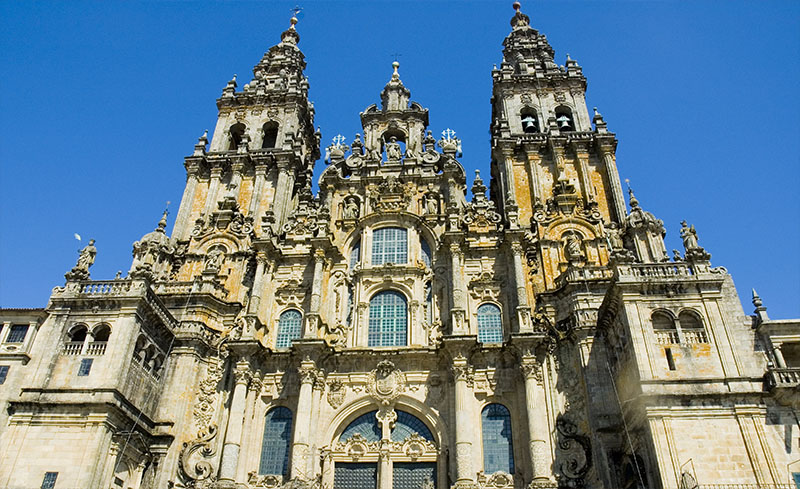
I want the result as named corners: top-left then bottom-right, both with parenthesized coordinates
top-left (276, 310), bottom-right (302, 349)
top-left (371, 227), bottom-right (407, 265)
top-left (391, 411), bottom-right (434, 442)
top-left (78, 358), bottom-right (93, 376)
top-left (481, 403), bottom-right (515, 475)
top-left (334, 462), bottom-right (377, 489)
top-left (368, 291), bottom-right (407, 347)
top-left (41, 472), bottom-right (58, 489)
top-left (0, 365), bottom-right (9, 385)
top-left (6, 324), bottom-right (28, 343)
top-left (421, 239), bottom-right (432, 267)
top-left (340, 411), bottom-right (381, 442)
top-left (259, 407), bottom-right (292, 476)
top-left (393, 462), bottom-right (436, 489)
top-left (477, 304), bottom-right (503, 344)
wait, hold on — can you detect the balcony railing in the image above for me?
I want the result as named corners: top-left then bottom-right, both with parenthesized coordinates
top-left (697, 484), bottom-right (796, 489)
top-left (683, 329), bottom-right (709, 344)
top-left (62, 341), bottom-right (107, 356)
top-left (655, 330), bottom-right (680, 345)
top-left (767, 367), bottom-right (800, 388)
top-left (62, 341), bottom-right (83, 355)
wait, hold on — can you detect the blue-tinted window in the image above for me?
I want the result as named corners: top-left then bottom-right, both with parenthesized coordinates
top-left (393, 462), bottom-right (436, 489)
top-left (421, 239), bottom-right (432, 267)
top-left (368, 291), bottom-right (407, 347)
top-left (481, 403), bottom-right (515, 474)
top-left (340, 411), bottom-right (381, 442)
top-left (6, 324), bottom-right (28, 343)
top-left (350, 239), bottom-right (361, 269)
top-left (41, 472), bottom-right (58, 489)
top-left (78, 358), bottom-right (93, 376)
top-left (477, 304), bottom-right (503, 344)
top-left (259, 407), bottom-right (292, 476)
top-left (793, 472), bottom-right (800, 489)
top-left (334, 462), bottom-right (377, 489)
top-left (0, 365), bottom-right (9, 384)
top-left (276, 310), bottom-right (302, 349)
top-left (391, 411), bottom-right (434, 442)
top-left (371, 227), bottom-right (407, 265)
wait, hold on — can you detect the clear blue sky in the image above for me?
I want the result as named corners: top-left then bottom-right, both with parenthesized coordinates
top-left (1, 1), bottom-right (798, 319)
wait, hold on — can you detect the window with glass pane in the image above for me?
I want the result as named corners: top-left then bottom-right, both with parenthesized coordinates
top-left (481, 403), bottom-right (515, 475)
top-left (421, 239), bottom-right (432, 267)
top-left (350, 239), bottom-right (361, 269)
top-left (391, 411), bottom-right (434, 442)
top-left (371, 227), bottom-right (407, 265)
top-left (6, 324), bottom-right (28, 343)
top-left (41, 472), bottom-right (58, 489)
top-left (259, 407), bottom-right (292, 476)
top-left (78, 358), bottom-right (93, 376)
top-left (340, 411), bottom-right (381, 442)
top-left (334, 462), bottom-right (377, 489)
top-left (393, 462), bottom-right (436, 489)
top-left (0, 366), bottom-right (9, 385)
top-left (477, 304), bottom-right (503, 344)
top-left (368, 291), bottom-right (407, 347)
top-left (276, 310), bottom-right (302, 349)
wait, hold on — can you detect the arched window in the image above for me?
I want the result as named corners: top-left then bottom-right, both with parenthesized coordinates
top-left (421, 239), bottom-right (432, 268)
top-left (368, 291), bottom-right (407, 347)
top-left (228, 122), bottom-right (246, 150)
top-left (652, 311), bottom-right (678, 344)
top-left (92, 324), bottom-right (111, 342)
top-left (391, 411), bottom-right (434, 442)
top-left (371, 227), bottom-right (407, 265)
top-left (520, 109), bottom-right (539, 133)
top-left (555, 106), bottom-right (575, 131)
top-left (340, 411), bottom-right (381, 442)
top-left (477, 304), bottom-right (503, 344)
top-left (68, 325), bottom-right (88, 343)
top-left (276, 310), bottom-right (302, 349)
top-left (350, 239), bottom-right (361, 269)
top-left (678, 310), bottom-right (708, 343)
top-left (259, 407), bottom-right (293, 476)
top-left (262, 122), bottom-right (279, 149)
top-left (481, 403), bottom-right (515, 475)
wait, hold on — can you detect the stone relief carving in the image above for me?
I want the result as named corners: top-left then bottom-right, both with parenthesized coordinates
top-left (366, 360), bottom-right (406, 406)
top-left (178, 424), bottom-right (218, 487)
top-left (326, 378), bottom-right (346, 409)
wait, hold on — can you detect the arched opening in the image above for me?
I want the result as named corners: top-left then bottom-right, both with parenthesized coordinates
top-left (92, 324), bottom-right (111, 342)
top-left (262, 121), bottom-right (279, 149)
top-left (259, 406), bottom-right (293, 476)
top-left (276, 309), bottom-right (302, 349)
top-left (368, 291), bottom-right (408, 347)
top-left (520, 108), bottom-right (539, 134)
top-left (228, 122), bottom-right (246, 151)
top-left (652, 311), bottom-right (678, 344)
top-left (678, 310), bottom-right (708, 343)
top-left (477, 303), bottom-right (503, 344)
top-left (481, 403), bottom-right (515, 475)
top-left (555, 106), bottom-right (575, 131)
top-left (68, 325), bottom-right (88, 343)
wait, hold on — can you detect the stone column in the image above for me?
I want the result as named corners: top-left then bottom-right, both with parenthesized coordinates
top-left (219, 361), bottom-right (250, 482)
top-left (522, 357), bottom-right (552, 481)
top-left (598, 142), bottom-right (627, 223)
top-left (248, 163), bottom-right (268, 218)
top-left (510, 241), bottom-right (531, 332)
top-left (449, 243), bottom-right (467, 334)
top-left (305, 249), bottom-right (325, 337)
top-left (773, 345), bottom-right (787, 368)
top-left (174, 161), bottom-right (201, 240)
top-left (451, 361), bottom-right (475, 483)
top-left (308, 375), bottom-right (325, 478)
top-left (524, 146), bottom-right (543, 205)
top-left (237, 374), bottom-right (262, 481)
top-left (248, 254), bottom-right (268, 314)
top-left (273, 160), bottom-right (295, 231)
top-left (572, 142), bottom-right (596, 204)
top-left (502, 147), bottom-right (517, 204)
top-left (202, 164), bottom-right (224, 221)
top-left (291, 361), bottom-right (318, 480)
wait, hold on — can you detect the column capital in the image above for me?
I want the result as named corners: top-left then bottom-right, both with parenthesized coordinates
top-left (298, 362), bottom-right (321, 385)
top-left (521, 356), bottom-right (544, 384)
top-left (233, 362), bottom-right (251, 386)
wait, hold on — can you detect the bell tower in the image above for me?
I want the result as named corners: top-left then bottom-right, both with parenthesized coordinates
top-left (490, 3), bottom-right (637, 292)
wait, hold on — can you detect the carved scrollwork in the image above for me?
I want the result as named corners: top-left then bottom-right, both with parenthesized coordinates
top-left (555, 415), bottom-right (592, 486)
top-left (178, 424), bottom-right (218, 485)
top-left (476, 470), bottom-right (515, 488)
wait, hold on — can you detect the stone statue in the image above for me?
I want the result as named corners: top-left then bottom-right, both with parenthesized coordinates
top-left (605, 223), bottom-right (624, 250)
top-left (672, 249), bottom-right (683, 261)
top-left (425, 193), bottom-right (438, 215)
top-left (76, 239), bottom-right (97, 271)
top-left (343, 197), bottom-right (359, 220)
top-left (385, 136), bottom-right (402, 161)
top-left (680, 220), bottom-right (699, 251)
top-left (205, 247), bottom-right (224, 271)
top-left (564, 234), bottom-right (584, 262)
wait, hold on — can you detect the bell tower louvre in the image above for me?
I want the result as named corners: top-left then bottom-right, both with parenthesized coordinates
top-left (0, 3), bottom-right (799, 489)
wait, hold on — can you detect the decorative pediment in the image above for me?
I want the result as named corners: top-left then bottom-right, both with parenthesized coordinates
top-left (468, 271), bottom-right (503, 301)
top-left (367, 176), bottom-right (414, 212)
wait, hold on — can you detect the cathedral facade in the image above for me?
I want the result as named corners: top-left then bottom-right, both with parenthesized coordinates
top-left (1, 4), bottom-right (799, 489)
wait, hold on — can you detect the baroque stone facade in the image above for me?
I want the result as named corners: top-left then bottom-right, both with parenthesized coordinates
top-left (1, 4), bottom-right (799, 489)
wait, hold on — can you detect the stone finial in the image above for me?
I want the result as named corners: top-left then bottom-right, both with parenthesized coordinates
top-left (392, 61), bottom-right (400, 80)
top-left (627, 185), bottom-right (639, 209)
top-left (752, 289), bottom-right (763, 308)
top-left (194, 130), bottom-right (209, 155)
top-left (752, 288), bottom-right (769, 323)
top-left (510, 1), bottom-right (530, 29)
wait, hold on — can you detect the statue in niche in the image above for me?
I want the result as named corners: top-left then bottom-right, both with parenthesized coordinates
top-left (385, 136), bottom-right (402, 161)
top-left (75, 239), bottom-right (97, 272)
top-left (680, 220), bottom-right (699, 251)
top-left (205, 247), bottom-right (224, 271)
top-left (424, 193), bottom-right (439, 215)
top-left (342, 196), bottom-right (359, 220)
top-left (564, 234), bottom-right (585, 262)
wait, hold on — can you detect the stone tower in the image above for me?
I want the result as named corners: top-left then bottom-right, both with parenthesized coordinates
top-left (0, 5), bottom-right (798, 489)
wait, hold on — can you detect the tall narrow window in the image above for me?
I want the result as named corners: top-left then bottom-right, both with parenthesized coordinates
top-left (262, 122), bottom-right (279, 149)
top-left (78, 358), bottom-right (93, 376)
top-left (421, 239), bottom-right (432, 268)
top-left (6, 324), bottom-right (28, 343)
top-left (41, 472), bottom-right (58, 489)
top-left (481, 404), bottom-right (515, 475)
top-left (228, 123), bottom-right (246, 150)
top-left (276, 310), bottom-right (302, 349)
top-left (371, 227), bottom-right (407, 265)
top-left (259, 407), bottom-right (293, 476)
top-left (350, 239), bottom-right (361, 269)
top-left (477, 304), bottom-right (503, 344)
top-left (0, 365), bottom-right (9, 385)
top-left (368, 291), bottom-right (407, 347)
top-left (521, 110), bottom-right (539, 133)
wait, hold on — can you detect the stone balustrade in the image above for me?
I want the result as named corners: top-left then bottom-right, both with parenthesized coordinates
top-left (767, 367), bottom-right (800, 388)
top-left (654, 330), bottom-right (680, 345)
top-left (617, 262), bottom-right (695, 281)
